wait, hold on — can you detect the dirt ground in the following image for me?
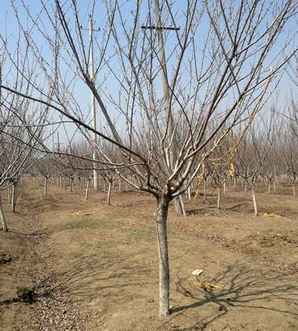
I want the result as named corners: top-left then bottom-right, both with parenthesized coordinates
top-left (0, 181), bottom-right (298, 330)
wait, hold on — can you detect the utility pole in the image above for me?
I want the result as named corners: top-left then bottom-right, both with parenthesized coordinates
top-left (88, 15), bottom-right (98, 192)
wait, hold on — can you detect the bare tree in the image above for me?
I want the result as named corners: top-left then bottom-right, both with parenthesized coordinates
top-left (0, 0), bottom-right (296, 317)
top-left (0, 59), bottom-right (45, 228)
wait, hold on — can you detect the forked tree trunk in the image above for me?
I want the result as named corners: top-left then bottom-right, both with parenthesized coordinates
top-left (0, 194), bottom-right (8, 232)
top-left (267, 182), bottom-right (271, 193)
top-left (156, 195), bottom-right (170, 317)
top-left (107, 181), bottom-right (112, 205)
top-left (252, 187), bottom-right (258, 216)
top-left (217, 187), bottom-right (221, 209)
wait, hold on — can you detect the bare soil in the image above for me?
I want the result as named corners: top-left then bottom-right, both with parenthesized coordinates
top-left (0, 182), bottom-right (298, 330)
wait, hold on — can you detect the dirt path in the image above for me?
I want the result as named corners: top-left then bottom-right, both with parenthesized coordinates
top-left (0, 194), bottom-right (86, 331)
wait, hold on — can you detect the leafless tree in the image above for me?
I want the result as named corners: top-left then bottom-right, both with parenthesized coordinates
top-left (0, 59), bottom-right (45, 229)
top-left (0, 0), bottom-right (296, 317)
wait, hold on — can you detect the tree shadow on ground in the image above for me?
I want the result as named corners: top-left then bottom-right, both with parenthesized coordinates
top-left (47, 253), bottom-right (153, 304)
top-left (164, 263), bottom-right (298, 330)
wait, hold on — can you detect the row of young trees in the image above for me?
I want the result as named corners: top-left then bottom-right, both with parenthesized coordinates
top-left (0, 0), bottom-right (297, 318)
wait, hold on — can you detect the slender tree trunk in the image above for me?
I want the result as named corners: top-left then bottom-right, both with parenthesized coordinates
top-left (7, 186), bottom-right (11, 202)
top-left (11, 182), bottom-right (16, 213)
top-left (223, 181), bottom-right (226, 194)
top-left (43, 176), bottom-right (48, 198)
top-left (203, 178), bottom-right (207, 202)
top-left (0, 194), bottom-right (8, 232)
top-left (70, 177), bottom-right (73, 192)
top-left (85, 179), bottom-right (90, 201)
top-left (174, 196), bottom-right (186, 216)
top-left (273, 180), bottom-right (277, 193)
top-left (187, 186), bottom-right (191, 201)
top-left (252, 187), bottom-right (258, 216)
top-left (233, 177), bottom-right (237, 189)
top-left (292, 184), bottom-right (296, 197)
top-left (156, 195), bottom-right (170, 317)
top-left (107, 181), bottom-right (112, 205)
top-left (217, 187), bottom-right (221, 209)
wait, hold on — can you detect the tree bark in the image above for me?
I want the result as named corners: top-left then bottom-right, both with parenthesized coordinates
top-left (0, 193), bottom-right (8, 232)
top-left (156, 195), bottom-right (170, 317)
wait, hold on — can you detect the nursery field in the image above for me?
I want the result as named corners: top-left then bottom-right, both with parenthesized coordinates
top-left (0, 182), bottom-right (298, 331)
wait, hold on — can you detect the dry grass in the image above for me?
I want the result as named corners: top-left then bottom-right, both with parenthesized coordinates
top-left (0, 181), bottom-right (298, 330)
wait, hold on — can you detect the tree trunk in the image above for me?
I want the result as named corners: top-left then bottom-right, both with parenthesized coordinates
top-left (273, 180), bottom-right (277, 193)
top-left (70, 177), bottom-right (73, 192)
top-left (11, 182), bottom-right (16, 213)
top-left (0, 194), bottom-right (8, 232)
top-left (267, 182), bottom-right (271, 194)
top-left (7, 186), bottom-right (11, 202)
top-left (252, 187), bottom-right (258, 216)
top-left (43, 176), bottom-right (48, 198)
top-left (85, 179), bottom-right (90, 201)
top-left (187, 186), bottom-right (191, 201)
top-left (217, 187), bottom-right (221, 209)
top-left (156, 195), bottom-right (170, 317)
top-left (203, 178), bottom-right (207, 202)
top-left (223, 181), bottom-right (226, 194)
top-left (107, 181), bottom-right (112, 205)
top-left (292, 185), bottom-right (296, 197)
top-left (174, 195), bottom-right (186, 216)
top-left (233, 177), bottom-right (237, 190)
